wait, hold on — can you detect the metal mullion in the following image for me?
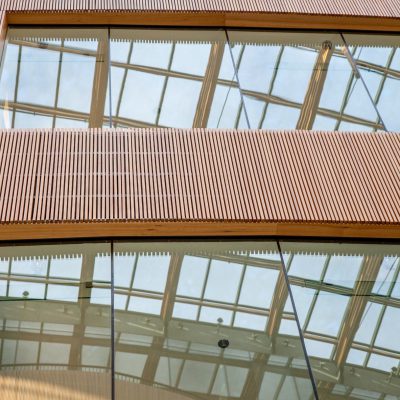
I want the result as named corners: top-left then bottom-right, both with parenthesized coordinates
top-left (155, 43), bottom-right (175, 126)
top-left (353, 50), bottom-right (394, 133)
top-left (371, 48), bottom-right (396, 110)
top-left (277, 242), bottom-right (320, 400)
top-left (225, 31), bottom-right (250, 128)
top-left (233, 261), bottom-right (249, 325)
top-left (3, 89), bottom-right (385, 130)
top-left (234, 101), bottom-right (243, 129)
top-left (273, 372), bottom-right (289, 400)
top-left (340, 35), bottom-right (388, 131)
top-left (259, 46), bottom-right (285, 129)
top-left (332, 48), bottom-right (400, 80)
top-left (207, 362), bottom-right (220, 396)
top-left (5, 256), bottom-right (11, 297)
top-left (111, 240), bottom-right (115, 400)
top-left (43, 256), bottom-right (51, 300)
top-left (3, 274), bottom-right (81, 287)
top-left (388, 258), bottom-right (400, 297)
top-left (9, 39), bottom-right (97, 58)
top-left (334, 58), bottom-right (357, 131)
top-left (52, 39), bottom-right (64, 129)
top-left (36, 340), bottom-right (42, 370)
top-left (303, 255), bottom-right (331, 334)
top-left (196, 257), bottom-right (212, 321)
top-left (114, 287), bottom-right (164, 299)
top-left (206, 363), bottom-right (219, 395)
top-left (369, 303), bottom-right (388, 358)
top-left (2, 100), bottom-right (90, 122)
top-left (266, 253), bottom-right (294, 337)
top-left (174, 354), bottom-right (187, 389)
top-left (114, 41), bottom-right (134, 126)
top-left (11, 45), bottom-right (22, 128)
top-left (128, 253), bottom-right (139, 293)
top-left (210, 253), bottom-right (282, 270)
top-left (124, 252), bottom-right (140, 312)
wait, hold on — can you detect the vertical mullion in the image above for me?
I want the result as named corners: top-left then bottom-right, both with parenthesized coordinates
top-left (259, 46), bottom-right (284, 129)
top-left (114, 41), bottom-right (134, 127)
top-left (155, 43), bottom-right (175, 127)
top-left (277, 241), bottom-right (320, 400)
top-left (11, 45), bottom-right (22, 128)
top-left (111, 240), bottom-right (115, 400)
top-left (224, 29), bottom-right (251, 129)
top-left (52, 39), bottom-right (64, 129)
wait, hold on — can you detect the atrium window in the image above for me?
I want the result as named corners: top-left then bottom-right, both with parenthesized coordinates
top-left (1, 240), bottom-right (400, 399)
top-left (1, 28), bottom-right (399, 131)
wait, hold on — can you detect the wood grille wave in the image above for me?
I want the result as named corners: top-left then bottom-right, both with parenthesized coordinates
top-left (0, 129), bottom-right (399, 224)
top-left (1, 0), bottom-right (400, 17)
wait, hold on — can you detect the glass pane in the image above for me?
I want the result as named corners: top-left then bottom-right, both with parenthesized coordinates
top-left (0, 242), bottom-right (112, 399)
top-left (0, 28), bottom-right (108, 128)
top-left (343, 33), bottom-right (400, 130)
top-left (110, 29), bottom-right (247, 129)
top-left (113, 242), bottom-right (315, 399)
top-left (281, 242), bottom-right (400, 399)
top-left (227, 31), bottom-right (384, 131)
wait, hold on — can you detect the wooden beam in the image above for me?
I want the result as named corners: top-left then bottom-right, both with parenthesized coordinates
top-left (334, 255), bottom-right (383, 367)
top-left (296, 41), bottom-right (333, 130)
top-left (69, 251), bottom-right (99, 369)
top-left (5, 12), bottom-right (400, 33)
top-left (89, 36), bottom-right (110, 128)
top-left (266, 271), bottom-right (289, 338)
top-left (193, 42), bottom-right (225, 128)
top-left (0, 221), bottom-right (399, 241)
top-left (141, 253), bottom-right (183, 383)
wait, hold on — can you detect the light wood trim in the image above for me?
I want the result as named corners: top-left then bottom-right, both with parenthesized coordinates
top-left (4, 11), bottom-right (400, 32)
top-left (0, 222), bottom-right (399, 241)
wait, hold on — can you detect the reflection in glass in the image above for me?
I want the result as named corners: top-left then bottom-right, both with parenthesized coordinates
top-left (1, 28), bottom-right (400, 131)
top-left (227, 31), bottom-right (385, 131)
top-left (343, 33), bottom-right (400, 131)
top-left (113, 242), bottom-right (316, 399)
top-left (281, 242), bottom-right (400, 399)
top-left (0, 28), bottom-right (108, 128)
top-left (110, 29), bottom-right (247, 129)
top-left (0, 242), bottom-right (112, 399)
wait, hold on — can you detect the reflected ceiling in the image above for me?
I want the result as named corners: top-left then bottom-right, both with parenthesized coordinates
top-left (0, 28), bottom-right (399, 131)
top-left (0, 241), bottom-right (399, 399)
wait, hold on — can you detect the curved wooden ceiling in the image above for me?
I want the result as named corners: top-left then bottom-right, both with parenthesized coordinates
top-left (0, 129), bottom-right (398, 225)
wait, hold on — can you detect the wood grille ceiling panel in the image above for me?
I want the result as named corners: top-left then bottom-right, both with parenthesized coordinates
top-left (0, 129), bottom-right (399, 224)
top-left (1, 0), bottom-right (400, 17)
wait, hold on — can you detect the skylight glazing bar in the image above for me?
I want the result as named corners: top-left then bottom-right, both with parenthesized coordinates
top-left (340, 33), bottom-right (388, 131)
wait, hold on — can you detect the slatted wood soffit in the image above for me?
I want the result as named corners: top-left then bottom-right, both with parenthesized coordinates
top-left (1, 0), bottom-right (400, 17)
top-left (0, 129), bottom-right (399, 225)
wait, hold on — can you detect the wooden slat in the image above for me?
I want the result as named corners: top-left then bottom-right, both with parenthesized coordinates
top-left (0, 129), bottom-right (399, 226)
top-left (1, 0), bottom-right (399, 18)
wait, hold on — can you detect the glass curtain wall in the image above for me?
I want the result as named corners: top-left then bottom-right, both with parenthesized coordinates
top-left (1, 28), bottom-right (400, 130)
top-left (0, 240), bottom-right (400, 399)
